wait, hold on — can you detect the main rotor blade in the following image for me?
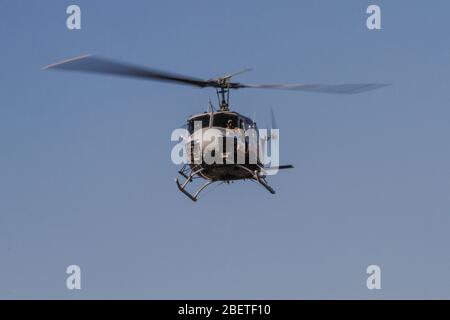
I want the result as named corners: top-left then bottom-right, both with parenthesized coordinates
top-left (43, 54), bottom-right (212, 88)
top-left (44, 55), bottom-right (389, 95)
top-left (232, 83), bottom-right (389, 94)
top-left (221, 68), bottom-right (253, 80)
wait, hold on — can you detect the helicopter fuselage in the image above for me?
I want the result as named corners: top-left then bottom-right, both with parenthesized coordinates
top-left (185, 111), bottom-right (261, 181)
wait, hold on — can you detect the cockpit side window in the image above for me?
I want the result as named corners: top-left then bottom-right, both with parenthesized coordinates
top-left (244, 118), bottom-right (254, 130)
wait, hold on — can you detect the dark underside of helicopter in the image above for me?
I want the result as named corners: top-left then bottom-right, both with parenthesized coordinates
top-left (43, 54), bottom-right (388, 201)
top-left (192, 163), bottom-right (260, 181)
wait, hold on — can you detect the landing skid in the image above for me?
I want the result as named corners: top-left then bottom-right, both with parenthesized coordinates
top-left (175, 165), bottom-right (215, 202)
top-left (255, 173), bottom-right (276, 194)
top-left (235, 165), bottom-right (276, 195)
top-left (175, 164), bottom-right (280, 202)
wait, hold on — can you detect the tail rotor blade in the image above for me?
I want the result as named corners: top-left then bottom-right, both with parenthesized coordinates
top-left (270, 107), bottom-right (278, 129)
top-left (267, 107), bottom-right (278, 140)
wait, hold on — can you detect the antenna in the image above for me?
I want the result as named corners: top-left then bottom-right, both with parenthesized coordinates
top-left (208, 98), bottom-right (215, 112)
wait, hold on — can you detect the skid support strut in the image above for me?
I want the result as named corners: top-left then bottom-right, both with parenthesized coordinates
top-left (175, 166), bottom-right (215, 202)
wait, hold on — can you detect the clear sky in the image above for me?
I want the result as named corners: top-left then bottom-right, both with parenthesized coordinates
top-left (1, 0), bottom-right (450, 299)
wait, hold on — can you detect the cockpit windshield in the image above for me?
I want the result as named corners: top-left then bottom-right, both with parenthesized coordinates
top-left (187, 114), bottom-right (210, 133)
top-left (213, 113), bottom-right (238, 129)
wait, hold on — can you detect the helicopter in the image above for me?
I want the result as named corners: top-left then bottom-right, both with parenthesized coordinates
top-left (44, 55), bottom-right (388, 201)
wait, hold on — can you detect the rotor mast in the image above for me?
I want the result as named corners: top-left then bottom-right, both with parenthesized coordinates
top-left (216, 86), bottom-right (231, 111)
top-left (214, 69), bottom-right (255, 111)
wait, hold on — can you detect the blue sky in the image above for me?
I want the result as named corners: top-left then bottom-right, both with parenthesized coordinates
top-left (1, 0), bottom-right (450, 299)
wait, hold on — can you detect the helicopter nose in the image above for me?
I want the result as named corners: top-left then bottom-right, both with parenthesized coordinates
top-left (202, 135), bottom-right (239, 163)
top-left (203, 139), bottom-right (222, 154)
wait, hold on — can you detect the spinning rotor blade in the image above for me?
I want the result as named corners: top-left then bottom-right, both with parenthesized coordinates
top-left (44, 55), bottom-right (389, 95)
top-left (234, 83), bottom-right (389, 94)
top-left (44, 55), bottom-right (212, 88)
top-left (221, 68), bottom-right (253, 80)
